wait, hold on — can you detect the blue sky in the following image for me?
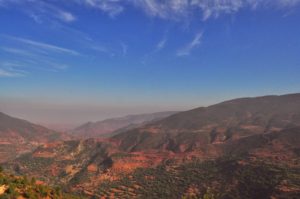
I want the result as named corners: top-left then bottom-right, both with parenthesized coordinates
top-left (0, 0), bottom-right (300, 125)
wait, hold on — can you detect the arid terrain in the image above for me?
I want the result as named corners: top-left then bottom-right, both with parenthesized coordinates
top-left (0, 94), bottom-right (300, 198)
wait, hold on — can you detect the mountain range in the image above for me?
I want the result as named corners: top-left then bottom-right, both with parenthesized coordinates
top-left (2, 94), bottom-right (300, 199)
top-left (114, 93), bottom-right (300, 152)
top-left (1, 93), bottom-right (300, 198)
top-left (70, 111), bottom-right (178, 138)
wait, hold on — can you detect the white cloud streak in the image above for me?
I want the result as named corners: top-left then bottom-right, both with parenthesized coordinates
top-left (58, 10), bottom-right (76, 22)
top-left (156, 36), bottom-right (167, 51)
top-left (6, 36), bottom-right (79, 56)
top-left (0, 0), bottom-right (76, 23)
top-left (1, 0), bottom-right (299, 22)
top-left (0, 69), bottom-right (23, 77)
top-left (75, 0), bottom-right (300, 21)
top-left (1, 47), bottom-right (37, 57)
top-left (81, 0), bottom-right (124, 17)
top-left (177, 31), bottom-right (203, 56)
top-left (0, 68), bottom-right (18, 77)
top-left (0, 35), bottom-right (76, 75)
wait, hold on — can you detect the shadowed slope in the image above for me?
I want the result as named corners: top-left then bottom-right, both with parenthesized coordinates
top-left (114, 93), bottom-right (300, 152)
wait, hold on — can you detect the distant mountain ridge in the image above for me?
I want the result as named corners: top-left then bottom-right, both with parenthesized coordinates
top-left (0, 112), bottom-right (67, 162)
top-left (113, 93), bottom-right (300, 152)
top-left (0, 112), bottom-right (59, 141)
top-left (70, 111), bottom-right (178, 138)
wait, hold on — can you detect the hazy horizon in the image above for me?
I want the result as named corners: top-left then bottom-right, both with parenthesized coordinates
top-left (1, 91), bottom-right (300, 127)
top-left (1, 0), bottom-right (300, 126)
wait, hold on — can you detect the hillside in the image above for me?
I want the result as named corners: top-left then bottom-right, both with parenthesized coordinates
top-left (0, 112), bottom-right (67, 163)
top-left (114, 93), bottom-right (300, 152)
top-left (222, 127), bottom-right (300, 160)
top-left (7, 139), bottom-right (115, 186)
top-left (3, 94), bottom-right (300, 198)
top-left (5, 127), bottom-right (300, 198)
top-left (0, 166), bottom-right (83, 199)
top-left (95, 156), bottom-right (300, 199)
top-left (70, 111), bottom-right (177, 138)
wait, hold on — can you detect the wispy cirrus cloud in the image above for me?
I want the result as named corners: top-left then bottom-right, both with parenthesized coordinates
top-left (0, 57), bottom-right (70, 76)
top-left (1, 47), bottom-right (37, 57)
top-left (0, 35), bottom-right (76, 76)
top-left (0, 62), bottom-right (27, 77)
top-left (1, 0), bottom-right (299, 23)
top-left (0, 0), bottom-right (76, 23)
top-left (90, 45), bottom-right (116, 57)
top-left (57, 11), bottom-right (76, 22)
top-left (141, 31), bottom-right (168, 64)
top-left (156, 36), bottom-right (167, 51)
top-left (5, 35), bottom-right (79, 56)
top-left (0, 68), bottom-right (24, 77)
top-left (74, 0), bottom-right (300, 21)
top-left (82, 0), bottom-right (124, 17)
top-left (177, 31), bottom-right (203, 56)
top-left (135, 0), bottom-right (300, 21)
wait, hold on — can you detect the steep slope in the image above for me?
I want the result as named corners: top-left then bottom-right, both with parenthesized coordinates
top-left (7, 139), bottom-right (115, 186)
top-left (70, 111), bottom-right (177, 138)
top-left (0, 167), bottom-right (82, 198)
top-left (96, 127), bottom-right (299, 198)
top-left (6, 127), bottom-right (300, 198)
top-left (0, 112), bottom-right (67, 163)
top-left (223, 127), bottom-right (300, 161)
top-left (114, 93), bottom-right (300, 152)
